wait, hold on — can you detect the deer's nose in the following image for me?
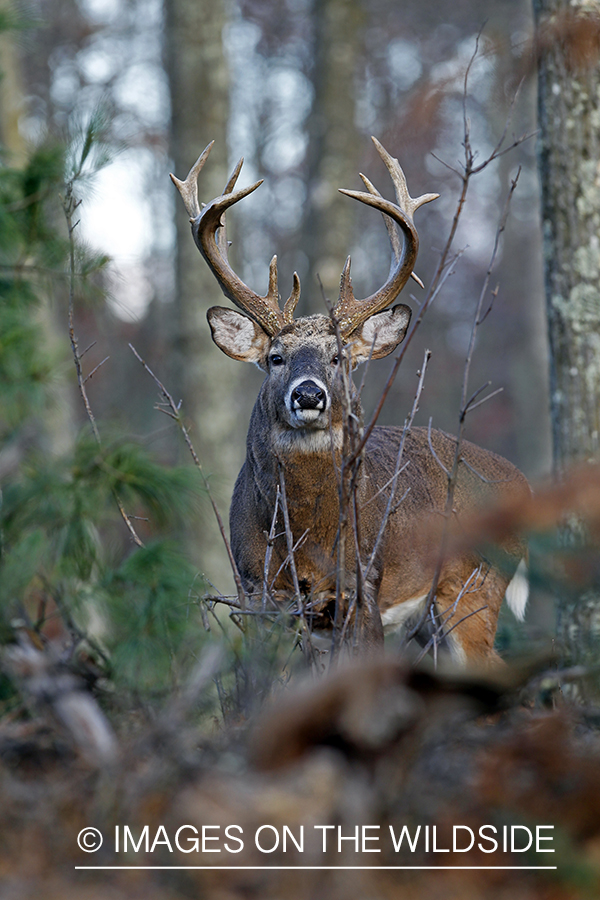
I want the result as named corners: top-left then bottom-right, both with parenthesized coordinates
top-left (291, 380), bottom-right (326, 410)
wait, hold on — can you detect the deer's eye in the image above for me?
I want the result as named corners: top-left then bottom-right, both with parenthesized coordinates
top-left (270, 354), bottom-right (284, 367)
top-left (331, 355), bottom-right (340, 366)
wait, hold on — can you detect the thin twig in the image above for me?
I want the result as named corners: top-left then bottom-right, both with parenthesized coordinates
top-left (261, 486), bottom-right (281, 611)
top-left (65, 186), bottom-right (99, 444)
top-left (458, 456), bottom-right (514, 484)
top-left (349, 251), bottom-right (463, 465)
top-left (63, 184), bottom-right (143, 548)
top-left (128, 342), bottom-right (246, 608)
top-left (277, 464), bottom-right (302, 603)
top-left (464, 380), bottom-right (492, 411)
top-left (269, 528), bottom-right (309, 589)
top-left (465, 386), bottom-right (504, 415)
top-left (363, 348), bottom-right (431, 584)
top-left (362, 461), bottom-right (410, 508)
top-left (427, 416), bottom-right (450, 476)
top-left (328, 298), bottom-right (365, 659)
top-left (413, 564), bottom-right (486, 664)
top-left (415, 606), bottom-right (489, 666)
top-left (82, 356), bottom-right (110, 384)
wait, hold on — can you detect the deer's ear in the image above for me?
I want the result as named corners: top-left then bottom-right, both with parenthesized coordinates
top-left (350, 304), bottom-right (411, 365)
top-left (207, 307), bottom-right (271, 366)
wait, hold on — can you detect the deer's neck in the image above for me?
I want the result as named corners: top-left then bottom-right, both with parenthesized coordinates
top-left (246, 397), bottom-right (345, 530)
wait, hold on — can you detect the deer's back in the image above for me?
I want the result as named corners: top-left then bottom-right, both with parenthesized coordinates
top-left (362, 425), bottom-right (529, 609)
top-left (364, 425), bottom-right (528, 515)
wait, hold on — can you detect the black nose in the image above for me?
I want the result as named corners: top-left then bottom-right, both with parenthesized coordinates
top-left (291, 380), bottom-right (326, 410)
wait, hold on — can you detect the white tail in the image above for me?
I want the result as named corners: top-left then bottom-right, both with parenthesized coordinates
top-left (505, 559), bottom-right (529, 622)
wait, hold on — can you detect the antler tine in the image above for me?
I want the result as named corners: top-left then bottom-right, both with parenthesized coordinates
top-left (283, 271), bottom-right (301, 324)
top-left (332, 136), bottom-right (439, 336)
top-left (215, 157), bottom-right (245, 261)
top-left (192, 182), bottom-right (285, 336)
top-left (360, 170), bottom-right (425, 289)
top-left (371, 136), bottom-right (439, 221)
top-left (359, 171), bottom-right (402, 267)
top-left (169, 141), bottom-right (214, 219)
top-left (172, 144), bottom-right (302, 337)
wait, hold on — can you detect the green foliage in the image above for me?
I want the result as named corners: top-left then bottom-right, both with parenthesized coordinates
top-left (103, 542), bottom-right (203, 694)
top-left (0, 429), bottom-right (208, 700)
top-left (70, 431), bottom-right (202, 528)
top-left (0, 109), bottom-right (117, 442)
top-left (0, 143), bottom-right (66, 439)
top-left (1, 431), bottom-right (202, 589)
top-left (0, 114), bottom-right (213, 713)
top-left (66, 104), bottom-right (116, 186)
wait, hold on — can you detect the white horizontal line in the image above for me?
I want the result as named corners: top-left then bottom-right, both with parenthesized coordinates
top-left (75, 866), bottom-right (557, 871)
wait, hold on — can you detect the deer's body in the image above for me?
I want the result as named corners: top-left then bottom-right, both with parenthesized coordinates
top-left (227, 315), bottom-right (528, 664)
top-left (171, 139), bottom-right (530, 664)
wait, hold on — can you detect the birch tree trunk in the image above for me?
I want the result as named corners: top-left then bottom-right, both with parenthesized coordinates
top-left (533, 0), bottom-right (600, 668)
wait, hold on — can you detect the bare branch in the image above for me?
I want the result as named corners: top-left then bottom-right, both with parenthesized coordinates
top-left (459, 168), bottom-right (521, 421)
top-left (277, 464), bottom-right (302, 605)
top-left (129, 343), bottom-right (247, 608)
top-left (405, 150), bottom-right (522, 650)
top-left (362, 462), bottom-right (410, 508)
top-left (350, 250), bottom-right (463, 465)
top-left (471, 131), bottom-right (537, 175)
top-left (427, 417), bottom-right (450, 476)
top-left (458, 455), bottom-right (516, 484)
top-left (63, 183), bottom-right (143, 548)
top-left (82, 356), bottom-right (109, 385)
top-left (465, 386), bottom-right (504, 415)
top-left (464, 380), bottom-right (492, 411)
top-left (261, 486), bottom-right (281, 612)
top-left (430, 152), bottom-right (462, 178)
top-left (364, 349), bottom-right (431, 584)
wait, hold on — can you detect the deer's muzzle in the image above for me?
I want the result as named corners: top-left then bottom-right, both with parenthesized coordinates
top-left (288, 378), bottom-right (329, 426)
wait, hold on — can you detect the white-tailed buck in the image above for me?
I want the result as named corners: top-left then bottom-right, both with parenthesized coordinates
top-left (171, 138), bottom-right (529, 664)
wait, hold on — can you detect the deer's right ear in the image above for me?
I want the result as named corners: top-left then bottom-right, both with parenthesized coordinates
top-left (207, 307), bottom-right (271, 366)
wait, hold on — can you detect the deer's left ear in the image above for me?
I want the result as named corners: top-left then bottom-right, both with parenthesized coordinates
top-left (350, 304), bottom-right (411, 365)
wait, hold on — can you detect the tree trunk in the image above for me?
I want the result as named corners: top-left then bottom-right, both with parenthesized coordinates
top-left (301, 0), bottom-right (365, 310)
top-left (165, 0), bottom-right (249, 583)
top-left (533, 0), bottom-right (600, 470)
top-left (0, 24), bottom-right (25, 163)
top-left (533, 0), bottom-right (600, 671)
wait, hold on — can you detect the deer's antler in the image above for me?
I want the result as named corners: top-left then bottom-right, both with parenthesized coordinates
top-left (170, 143), bottom-right (300, 337)
top-left (333, 136), bottom-right (439, 337)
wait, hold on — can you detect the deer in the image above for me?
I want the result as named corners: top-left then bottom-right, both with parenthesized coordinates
top-left (170, 137), bottom-right (530, 666)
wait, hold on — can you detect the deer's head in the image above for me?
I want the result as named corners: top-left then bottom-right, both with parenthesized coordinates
top-left (171, 138), bottom-right (438, 447)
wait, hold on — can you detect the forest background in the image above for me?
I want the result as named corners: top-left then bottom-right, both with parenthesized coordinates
top-left (1, 0), bottom-right (550, 577)
top-left (2, 0), bottom-right (600, 898)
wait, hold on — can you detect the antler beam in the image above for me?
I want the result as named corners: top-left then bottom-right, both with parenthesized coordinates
top-left (333, 136), bottom-right (439, 337)
top-left (171, 138), bottom-right (438, 341)
top-left (170, 143), bottom-right (300, 337)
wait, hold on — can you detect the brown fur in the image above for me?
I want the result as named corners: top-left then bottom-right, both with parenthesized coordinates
top-left (173, 142), bottom-right (529, 663)
top-left (210, 313), bottom-right (530, 665)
